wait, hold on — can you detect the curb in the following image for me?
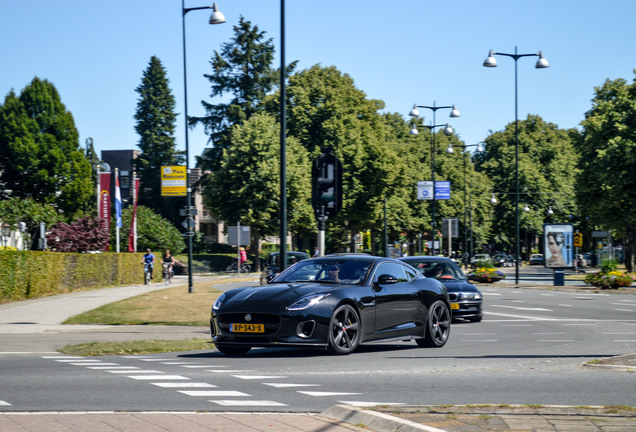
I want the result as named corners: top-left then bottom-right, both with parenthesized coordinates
top-left (320, 405), bottom-right (447, 432)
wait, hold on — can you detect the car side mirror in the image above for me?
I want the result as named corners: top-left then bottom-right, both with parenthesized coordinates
top-left (376, 274), bottom-right (398, 285)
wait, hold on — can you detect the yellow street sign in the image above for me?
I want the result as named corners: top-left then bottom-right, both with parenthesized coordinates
top-left (161, 166), bottom-right (187, 196)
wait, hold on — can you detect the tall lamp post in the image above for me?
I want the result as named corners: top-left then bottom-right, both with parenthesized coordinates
top-left (409, 102), bottom-right (459, 256)
top-left (446, 142), bottom-right (484, 268)
top-left (182, 1), bottom-right (226, 293)
top-left (483, 47), bottom-right (548, 284)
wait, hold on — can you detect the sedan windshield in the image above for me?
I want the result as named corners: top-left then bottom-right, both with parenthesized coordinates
top-left (273, 259), bottom-right (371, 285)
top-left (410, 261), bottom-right (467, 281)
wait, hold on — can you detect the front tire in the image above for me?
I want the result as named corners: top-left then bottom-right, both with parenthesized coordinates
top-left (417, 300), bottom-right (451, 348)
top-left (215, 344), bottom-right (251, 355)
top-left (328, 304), bottom-right (361, 355)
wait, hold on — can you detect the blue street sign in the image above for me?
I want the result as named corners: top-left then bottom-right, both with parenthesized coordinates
top-left (435, 181), bottom-right (451, 200)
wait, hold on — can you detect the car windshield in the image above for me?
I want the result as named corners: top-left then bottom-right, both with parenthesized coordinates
top-left (273, 259), bottom-right (371, 285)
top-left (271, 253), bottom-right (307, 267)
top-left (410, 260), bottom-right (467, 281)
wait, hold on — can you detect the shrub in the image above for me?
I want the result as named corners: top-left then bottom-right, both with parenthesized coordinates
top-left (468, 267), bottom-right (505, 283)
top-left (584, 270), bottom-right (633, 289)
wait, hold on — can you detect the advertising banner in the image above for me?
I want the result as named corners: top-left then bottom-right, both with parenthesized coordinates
top-left (98, 173), bottom-right (111, 250)
top-left (543, 223), bottom-right (574, 268)
top-left (127, 176), bottom-right (140, 252)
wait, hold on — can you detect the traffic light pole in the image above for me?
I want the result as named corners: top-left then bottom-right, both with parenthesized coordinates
top-left (316, 205), bottom-right (327, 257)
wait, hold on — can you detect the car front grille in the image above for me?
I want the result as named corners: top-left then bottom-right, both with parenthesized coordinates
top-left (216, 313), bottom-right (281, 335)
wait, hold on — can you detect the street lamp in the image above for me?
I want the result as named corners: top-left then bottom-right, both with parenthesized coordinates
top-left (409, 101), bottom-right (459, 256)
top-left (182, 1), bottom-right (225, 293)
top-left (483, 46), bottom-right (549, 284)
top-left (446, 142), bottom-right (484, 267)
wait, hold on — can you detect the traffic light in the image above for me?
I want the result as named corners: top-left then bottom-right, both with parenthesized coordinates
top-left (573, 232), bottom-right (583, 248)
top-left (312, 151), bottom-right (342, 219)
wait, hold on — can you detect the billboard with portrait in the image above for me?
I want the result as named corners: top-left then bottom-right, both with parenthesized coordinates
top-left (543, 224), bottom-right (574, 268)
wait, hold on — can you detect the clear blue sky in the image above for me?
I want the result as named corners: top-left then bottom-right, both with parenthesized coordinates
top-left (2, 0), bottom-right (635, 168)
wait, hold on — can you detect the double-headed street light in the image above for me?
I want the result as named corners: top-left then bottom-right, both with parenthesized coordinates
top-left (409, 102), bottom-right (459, 255)
top-left (483, 46), bottom-right (548, 284)
top-left (446, 142), bottom-right (484, 267)
top-left (182, 1), bottom-right (225, 293)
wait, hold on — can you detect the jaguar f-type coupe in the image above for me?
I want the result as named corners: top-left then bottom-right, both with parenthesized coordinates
top-left (210, 255), bottom-right (451, 355)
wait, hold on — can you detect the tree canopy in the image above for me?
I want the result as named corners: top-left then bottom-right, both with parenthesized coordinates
top-left (0, 77), bottom-right (93, 220)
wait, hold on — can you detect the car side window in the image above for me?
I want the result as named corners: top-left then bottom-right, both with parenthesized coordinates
top-left (403, 264), bottom-right (418, 281)
top-left (373, 262), bottom-right (407, 283)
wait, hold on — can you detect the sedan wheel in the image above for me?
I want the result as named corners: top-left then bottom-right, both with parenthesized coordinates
top-left (328, 304), bottom-right (361, 355)
top-left (215, 344), bottom-right (251, 355)
top-left (417, 300), bottom-right (451, 348)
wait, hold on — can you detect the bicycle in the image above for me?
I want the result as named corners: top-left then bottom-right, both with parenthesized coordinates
top-left (143, 263), bottom-right (152, 285)
top-left (225, 261), bottom-right (252, 274)
top-left (162, 262), bottom-right (173, 285)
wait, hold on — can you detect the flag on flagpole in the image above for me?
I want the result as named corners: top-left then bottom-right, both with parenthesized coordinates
top-left (115, 170), bottom-right (122, 229)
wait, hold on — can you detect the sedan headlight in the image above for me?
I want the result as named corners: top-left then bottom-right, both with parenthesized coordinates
top-left (459, 292), bottom-right (482, 300)
top-left (212, 293), bottom-right (226, 311)
top-left (287, 294), bottom-right (330, 311)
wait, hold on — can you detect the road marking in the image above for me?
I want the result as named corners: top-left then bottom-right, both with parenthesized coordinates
top-left (491, 305), bottom-right (553, 312)
top-left (616, 309), bottom-right (633, 312)
top-left (232, 375), bottom-right (286, 380)
top-left (152, 383), bottom-right (216, 388)
top-left (87, 366), bottom-right (139, 370)
top-left (179, 390), bottom-right (249, 397)
top-left (55, 359), bottom-right (102, 363)
top-left (127, 375), bottom-right (188, 380)
top-left (182, 365), bottom-right (226, 368)
top-left (139, 358), bottom-right (173, 362)
top-left (0, 401), bottom-right (11, 406)
top-left (263, 383), bottom-right (321, 388)
top-left (210, 400), bottom-right (287, 406)
top-left (536, 340), bottom-right (575, 342)
top-left (77, 363), bottom-right (120, 366)
top-left (298, 391), bottom-right (361, 397)
top-left (108, 370), bottom-right (162, 374)
top-left (206, 370), bottom-right (254, 373)
top-left (558, 304), bottom-right (573, 307)
top-left (160, 362), bottom-right (196, 365)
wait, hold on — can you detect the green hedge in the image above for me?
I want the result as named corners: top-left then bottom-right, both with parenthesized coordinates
top-left (0, 251), bottom-right (155, 303)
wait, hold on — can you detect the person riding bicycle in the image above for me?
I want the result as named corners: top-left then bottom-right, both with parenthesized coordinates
top-left (239, 247), bottom-right (247, 267)
top-left (162, 249), bottom-right (175, 280)
top-left (142, 248), bottom-right (155, 280)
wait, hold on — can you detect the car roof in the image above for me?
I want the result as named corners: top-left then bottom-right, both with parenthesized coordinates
top-left (268, 251), bottom-right (308, 256)
top-left (399, 256), bottom-right (453, 262)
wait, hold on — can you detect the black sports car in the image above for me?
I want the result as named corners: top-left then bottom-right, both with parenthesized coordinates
top-left (210, 255), bottom-right (451, 355)
top-left (399, 256), bottom-right (483, 322)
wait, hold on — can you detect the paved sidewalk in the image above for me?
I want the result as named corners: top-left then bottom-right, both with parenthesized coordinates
top-left (1, 275), bottom-right (635, 432)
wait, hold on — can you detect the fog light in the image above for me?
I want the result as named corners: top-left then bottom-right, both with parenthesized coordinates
top-left (296, 320), bottom-right (316, 338)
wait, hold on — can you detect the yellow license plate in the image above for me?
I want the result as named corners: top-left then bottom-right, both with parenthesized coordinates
top-left (450, 303), bottom-right (459, 310)
top-left (230, 323), bottom-right (264, 333)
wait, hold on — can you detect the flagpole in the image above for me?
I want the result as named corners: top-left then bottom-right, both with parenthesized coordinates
top-left (115, 168), bottom-right (122, 253)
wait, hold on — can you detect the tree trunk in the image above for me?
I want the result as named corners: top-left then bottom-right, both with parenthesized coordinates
top-left (251, 231), bottom-right (261, 272)
top-left (625, 227), bottom-right (636, 273)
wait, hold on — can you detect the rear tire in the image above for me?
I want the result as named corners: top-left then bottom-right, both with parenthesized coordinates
top-left (416, 300), bottom-right (451, 348)
top-left (215, 344), bottom-right (251, 355)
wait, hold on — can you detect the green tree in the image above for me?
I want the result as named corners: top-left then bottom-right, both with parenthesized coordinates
top-left (0, 77), bottom-right (93, 219)
top-left (0, 197), bottom-right (61, 249)
top-left (113, 205), bottom-right (185, 254)
top-left (194, 17), bottom-right (293, 171)
top-left (201, 113), bottom-right (312, 263)
top-left (132, 56), bottom-right (183, 224)
top-left (578, 75), bottom-right (636, 272)
top-left (474, 115), bottom-right (580, 256)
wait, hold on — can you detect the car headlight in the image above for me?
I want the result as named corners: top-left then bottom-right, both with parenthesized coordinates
top-left (287, 294), bottom-right (330, 311)
top-left (459, 292), bottom-right (482, 300)
top-left (212, 293), bottom-right (226, 311)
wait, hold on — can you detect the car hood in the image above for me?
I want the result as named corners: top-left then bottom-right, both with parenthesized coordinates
top-left (222, 282), bottom-right (339, 310)
top-left (436, 278), bottom-right (480, 293)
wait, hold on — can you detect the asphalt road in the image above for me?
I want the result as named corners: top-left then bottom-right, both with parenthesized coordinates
top-left (1, 271), bottom-right (635, 412)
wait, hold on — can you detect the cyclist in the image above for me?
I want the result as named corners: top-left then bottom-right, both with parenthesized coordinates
top-left (162, 249), bottom-right (175, 281)
top-left (142, 248), bottom-right (155, 281)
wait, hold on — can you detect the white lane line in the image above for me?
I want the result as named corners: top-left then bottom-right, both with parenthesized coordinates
top-left (77, 363), bottom-right (120, 366)
top-left (232, 375), bottom-right (286, 380)
top-left (263, 383), bottom-right (321, 388)
top-left (179, 390), bottom-right (249, 397)
top-left (491, 305), bottom-right (553, 312)
top-left (182, 365), bottom-right (226, 369)
top-left (298, 391), bottom-right (360, 397)
top-left (558, 304), bottom-right (573, 307)
top-left (210, 400), bottom-right (287, 406)
top-left (160, 362), bottom-right (196, 365)
top-left (613, 340), bottom-right (636, 342)
top-left (206, 370), bottom-right (254, 373)
top-left (139, 359), bottom-right (173, 362)
top-left (340, 401), bottom-right (406, 407)
top-left (0, 401), bottom-right (12, 406)
top-left (55, 359), bottom-right (103, 363)
top-left (152, 383), bottom-right (217, 388)
top-left (108, 370), bottom-right (162, 374)
top-left (128, 375), bottom-right (189, 380)
top-left (87, 366), bottom-right (139, 370)
top-left (616, 309), bottom-right (634, 312)
top-left (42, 356), bottom-right (83, 359)
top-left (536, 340), bottom-right (575, 342)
